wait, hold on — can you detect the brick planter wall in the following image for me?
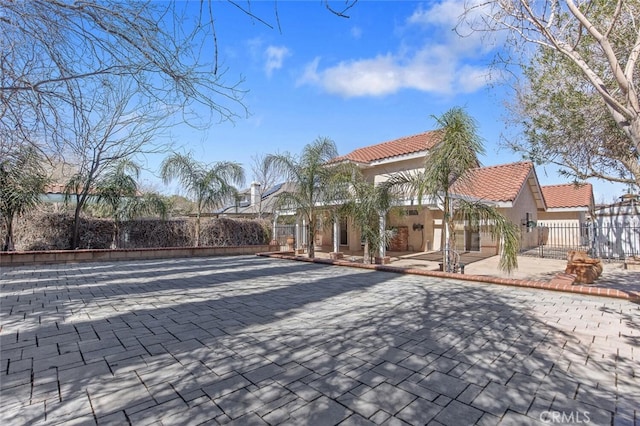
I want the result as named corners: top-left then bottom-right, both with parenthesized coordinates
top-left (1, 245), bottom-right (279, 267)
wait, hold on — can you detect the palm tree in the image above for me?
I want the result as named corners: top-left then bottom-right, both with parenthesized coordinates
top-left (266, 137), bottom-right (353, 258)
top-left (95, 159), bottom-right (169, 248)
top-left (386, 107), bottom-right (519, 272)
top-left (160, 152), bottom-right (244, 247)
top-left (339, 178), bottom-right (399, 264)
top-left (0, 145), bottom-right (48, 251)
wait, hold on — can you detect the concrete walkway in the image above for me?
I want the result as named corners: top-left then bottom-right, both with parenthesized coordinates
top-left (1, 256), bottom-right (638, 425)
top-left (393, 253), bottom-right (640, 289)
top-left (313, 250), bottom-right (640, 299)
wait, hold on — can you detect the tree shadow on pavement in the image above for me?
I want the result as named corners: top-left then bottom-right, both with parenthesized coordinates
top-left (1, 257), bottom-right (638, 425)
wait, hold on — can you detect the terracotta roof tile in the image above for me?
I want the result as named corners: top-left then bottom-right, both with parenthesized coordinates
top-left (335, 130), bottom-right (443, 164)
top-left (44, 184), bottom-right (68, 194)
top-left (542, 183), bottom-right (593, 209)
top-left (451, 162), bottom-right (534, 202)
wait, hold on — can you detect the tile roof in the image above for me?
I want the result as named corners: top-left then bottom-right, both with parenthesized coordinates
top-left (451, 162), bottom-right (535, 203)
top-left (542, 183), bottom-right (593, 209)
top-left (335, 130), bottom-right (443, 164)
top-left (45, 183), bottom-right (94, 196)
top-left (44, 184), bottom-right (69, 194)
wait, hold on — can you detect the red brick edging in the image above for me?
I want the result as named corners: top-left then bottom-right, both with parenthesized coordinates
top-left (1, 245), bottom-right (278, 266)
top-left (257, 252), bottom-right (640, 302)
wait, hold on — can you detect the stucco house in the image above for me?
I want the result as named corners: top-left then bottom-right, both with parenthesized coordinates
top-left (539, 183), bottom-right (594, 224)
top-left (217, 182), bottom-right (292, 219)
top-left (307, 130), bottom-right (548, 258)
top-left (536, 183), bottom-right (595, 250)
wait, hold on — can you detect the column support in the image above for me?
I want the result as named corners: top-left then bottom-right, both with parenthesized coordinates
top-left (375, 211), bottom-right (390, 264)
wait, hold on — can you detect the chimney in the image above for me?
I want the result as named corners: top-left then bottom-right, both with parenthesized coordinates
top-left (250, 182), bottom-right (261, 206)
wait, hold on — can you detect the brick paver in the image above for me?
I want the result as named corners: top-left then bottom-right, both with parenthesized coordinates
top-left (1, 256), bottom-right (638, 425)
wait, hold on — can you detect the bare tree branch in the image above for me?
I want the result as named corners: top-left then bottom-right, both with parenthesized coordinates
top-left (463, 0), bottom-right (640, 187)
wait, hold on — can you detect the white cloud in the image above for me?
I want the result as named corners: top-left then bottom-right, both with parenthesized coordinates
top-left (247, 37), bottom-right (264, 59)
top-left (297, 51), bottom-right (490, 98)
top-left (407, 0), bottom-right (465, 27)
top-left (264, 45), bottom-right (291, 77)
top-left (351, 26), bottom-right (363, 39)
top-left (300, 57), bottom-right (322, 85)
top-left (296, 1), bottom-right (496, 98)
top-left (456, 65), bottom-right (492, 93)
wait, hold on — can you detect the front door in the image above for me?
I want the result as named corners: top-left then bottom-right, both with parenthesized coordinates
top-left (468, 229), bottom-right (480, 251)
top-left (340, 217), bottom-right (348, 246)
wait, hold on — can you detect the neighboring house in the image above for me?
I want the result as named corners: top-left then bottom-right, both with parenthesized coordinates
top-left (594, 193), bottom-right (640, 259)
top-left (537, 183), bottom-right (595, 249)
top-left (217, 182), bottom-right (292, 219)
top-left (40, 184), bottom-right (142, 204)
top-left (539, 183), bottom-right (594, 224)
top-left (40, 183), bottom-right (103, 205)
top-left (41, 184), bottom-right (74, 203)
top-left (313, 130), bottom-right (548, 256)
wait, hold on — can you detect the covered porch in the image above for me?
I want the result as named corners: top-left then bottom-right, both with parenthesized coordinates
top-left (313, 205), bottom-right (501, 262)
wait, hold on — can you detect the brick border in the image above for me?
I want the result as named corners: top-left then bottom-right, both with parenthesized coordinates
top-left (257, 252), bottom-right (640, 302)
top-left (1, 245), bottom-right (279, 267)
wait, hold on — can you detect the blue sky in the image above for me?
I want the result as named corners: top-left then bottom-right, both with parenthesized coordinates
top-left (144, 0), bottom-right (626, 203)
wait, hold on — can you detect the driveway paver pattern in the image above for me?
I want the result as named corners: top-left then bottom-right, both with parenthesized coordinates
top-left (1, 256), bottom-right (638, 425)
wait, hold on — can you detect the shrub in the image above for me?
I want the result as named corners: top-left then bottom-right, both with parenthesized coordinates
top-left (2, 210), bottom-right (271, 251)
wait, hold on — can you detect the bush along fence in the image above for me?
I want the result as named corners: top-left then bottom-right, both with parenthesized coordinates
top-left (2, 211), bottom-right (272, 251)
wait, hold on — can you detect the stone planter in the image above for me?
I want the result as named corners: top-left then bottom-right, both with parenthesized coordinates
top-left (286, 236), bottom-right (295, 250)
top-left (565, 250), bottom-right (603, 284)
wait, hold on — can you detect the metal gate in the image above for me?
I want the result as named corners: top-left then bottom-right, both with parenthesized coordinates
top-left (520, 222), bottom-right (640, 261)
top-left (272, 224), bottom-right (310, 251)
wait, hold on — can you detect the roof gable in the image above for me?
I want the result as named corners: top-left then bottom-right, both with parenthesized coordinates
top-left (541, 183), bottom-right (594, 210)
top-left (451, 162), bottom-right (539, 204)
top-left (335, 130), bottom-right (443, 164)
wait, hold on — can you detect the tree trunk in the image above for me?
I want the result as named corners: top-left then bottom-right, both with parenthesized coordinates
top-left (3, 216), bottom-right (14, 251)
top-left (442, 195), bottom-right (450, 271)
top-left (363, 240), bottom-right (370, 264)
top-left (195, 214), bottom-right (201, 247)
top-left (111, 220), bottom-right (120, 249)
top-left (447, 222), bottom-right (456, 272)
top-left (442, 194), bottom-right (457, 272)
top-left (71, 203), bottom-right (82, 249)
top-left (307, 216), bottom-right (315, 258)
top-left (630, 116), bottom-right (640, 187)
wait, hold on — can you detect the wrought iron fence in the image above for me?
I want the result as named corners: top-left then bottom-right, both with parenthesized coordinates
top-left (520, 222), bottom-right (640, 261)
top-left (273, 224), bottom-right (296, 250)
top-left (272, 224), bottom-right (310, 251)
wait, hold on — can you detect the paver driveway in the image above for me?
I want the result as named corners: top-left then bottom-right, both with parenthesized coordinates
top-left (1, 256), bottom-right (638, 425)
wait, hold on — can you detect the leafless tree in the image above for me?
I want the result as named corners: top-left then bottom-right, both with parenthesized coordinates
top-left (1, 0), bottom-right (247, 159)
top-left (62, 77), bottom-right (168, 249)
top-left (1, 1), bottom-right (360, 159)
top-left (250, 153), bottom-right (285, 218)
top-left (1, 0), bottom-right (363, 249)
